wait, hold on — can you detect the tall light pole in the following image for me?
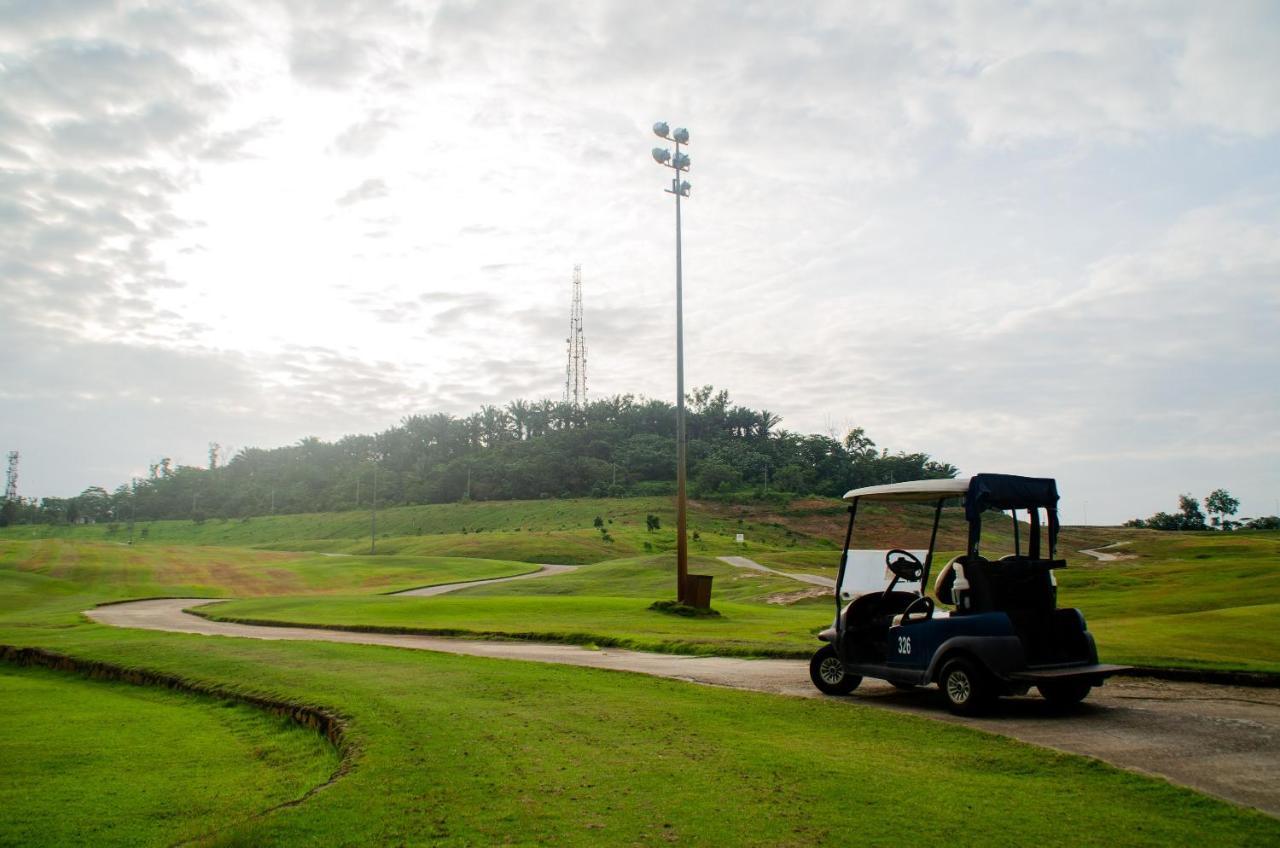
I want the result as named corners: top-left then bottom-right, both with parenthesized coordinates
top-left (370, 463), bottom-right (379, 555)
top-left (651, 121), bottom-right (692, 602)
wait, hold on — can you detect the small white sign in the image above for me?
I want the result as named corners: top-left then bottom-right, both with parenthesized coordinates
top-left (735, 533), bottom-right (745, 544)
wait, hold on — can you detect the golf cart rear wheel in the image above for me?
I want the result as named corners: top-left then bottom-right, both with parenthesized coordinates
top-left (809, 645), bottom-right (861, 695)
top-left (1037, 680), bottom-right (1092, 706)
top-left (939, 657), bottom-right (994, 716)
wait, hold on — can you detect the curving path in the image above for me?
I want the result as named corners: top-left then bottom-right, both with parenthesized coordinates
top-left (395, 564), bottom-right (577, 597)
top-left (1079, 543), bottom-right (1136, 562)
top-left (88, 597), bottom-right (1280, 816)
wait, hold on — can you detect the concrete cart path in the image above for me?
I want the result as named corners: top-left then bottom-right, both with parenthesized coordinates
top-left (1079, 543), bottom-right (1137, 562)
top-left (395, 564), bottom-right (577, 597)
top-left (88, 598), bottom-right (1280, 817)
top-left (717, 555), bottom-right (836, 588)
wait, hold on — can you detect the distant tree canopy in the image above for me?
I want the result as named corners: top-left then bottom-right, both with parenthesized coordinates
top-left (1125, 488), bottom-right (1272, 531)
top-left (7, 388), bottom-right (959, 524)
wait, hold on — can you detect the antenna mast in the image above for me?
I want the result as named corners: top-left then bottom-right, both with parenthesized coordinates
top-left (3, 451), bottom-right (18, 524)
top-left (4, 451), bottom-right (17, 503)
top-left (564, 265), bottom-right (588, 408)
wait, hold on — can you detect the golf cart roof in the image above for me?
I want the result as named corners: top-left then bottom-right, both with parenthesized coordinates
top-left (842, 478), bottom-right (971, 503)
top-left (843, 473), bottom-right (1060, 514)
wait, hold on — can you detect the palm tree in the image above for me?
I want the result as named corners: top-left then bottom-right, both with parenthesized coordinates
top-left (478, 405), bottom-right (514, 446)
top-left (506, 399), bottom-right (532, 441)
top-left (755, 409), bottom-right (782, 439)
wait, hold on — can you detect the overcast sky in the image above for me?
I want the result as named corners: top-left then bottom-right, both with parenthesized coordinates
top-left (2, 1), bottom-right (1277, 524)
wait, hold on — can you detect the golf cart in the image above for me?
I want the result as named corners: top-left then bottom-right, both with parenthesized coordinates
top-left (809, 473), bottom-right (1127, 714)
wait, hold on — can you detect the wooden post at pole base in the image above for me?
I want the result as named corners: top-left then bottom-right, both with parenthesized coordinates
top-left (686, 574), bottom-right (712, 609)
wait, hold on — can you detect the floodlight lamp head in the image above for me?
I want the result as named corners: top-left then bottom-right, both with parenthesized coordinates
top-left (673, 127), bottom-right (689, 144)
top-left (680, 181), bottom-right (691, 196)
top-left (652, 121), bottom-right (670, 139)
top-left (673, 152), bottom-right (690, 170)
top-left (651, 147), bottom-right (672, 165)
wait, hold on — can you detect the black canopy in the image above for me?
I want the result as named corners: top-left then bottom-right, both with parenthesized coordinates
top-left (964, 473), bottom-right (1060, 558)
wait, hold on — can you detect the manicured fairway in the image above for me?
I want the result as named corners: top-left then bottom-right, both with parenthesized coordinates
top-left (0, 663), bottom-right (338, 848)
top-left (1056, 533), bottom-right (1280, 672)
top-left (203, 532), bottom-right (1280, 672)
top-left (199, 594), bottom-right (823, 656)
top-left (6, 634), bottom-right (1277, 847)
top-left (204, 555), bottom-right (831, 656)
top-left (0, 539), bottom-right (535, 600)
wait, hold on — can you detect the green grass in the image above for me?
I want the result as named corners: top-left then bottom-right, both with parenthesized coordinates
top-left (0, 496), bottom-right (827, 559)
top-left (199, 595), bottom-right (823, 657)
top-left (1055, 532), bottom-right (1280, 672)
top-left (204, 555), bottom-right (832, 657)
top-left (198, 528), bottom-right (1280, 673)
top-left (2, 530), bottom-right (1277, 843)
top-left (0, 663), bottom-right (338, 848)
top-left (0, 539), bottom-right (535, 602)
top-left (4, 630), bottom-right (1276, 845)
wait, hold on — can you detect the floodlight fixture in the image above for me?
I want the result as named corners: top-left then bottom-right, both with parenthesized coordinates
top-left (679, 180), bottom-right (691, 196)
top-left (653, 121), bottom-right (670, 138)
top-left (652, 147), bottom-right (672, 164)
top-left (673, 152), bottom-right (690, 170)
top-left (672, 127), bottom-right (689, 144)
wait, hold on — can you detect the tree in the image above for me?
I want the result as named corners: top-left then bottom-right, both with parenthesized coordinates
top-left (843, 427), bottom-right (876, 457)
top-left (772, 465), bottom-right (809, 494)
top-left (1128, 493), bottom-right (1211, 531)
top-left (694, 461), bottom-right (740, 496)
top-left (1204, 489), bottom-right (1240, 530)
top-left (1177, 494), bottom-right (1207, 530)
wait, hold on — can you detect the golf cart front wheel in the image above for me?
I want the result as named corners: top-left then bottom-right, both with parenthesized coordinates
top-left (939, 657), bottom-right (994, 716)
top-left (809, 645), bottom-right (861, 695)
top-left (1038, 680), bottom-right (1092, 707)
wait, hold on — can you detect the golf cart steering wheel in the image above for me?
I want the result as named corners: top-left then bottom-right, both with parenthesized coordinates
top-left (885, 549), bottom-right (924, 583)
top-left (899, 594), bottom-right (935, 624)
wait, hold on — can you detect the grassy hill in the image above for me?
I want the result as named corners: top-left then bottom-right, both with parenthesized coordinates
top-left (4, 495), bottom-right (1275, 672)
top-left (0, 494), bottom-right (1134, 564)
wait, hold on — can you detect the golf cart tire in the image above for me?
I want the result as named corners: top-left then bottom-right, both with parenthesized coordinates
top-left (1037, 680), bottom-right (1092, 707)
top-left (810, 645), bottom-right (861, 696)
top-left (939, 657), bottom-right (995, 716)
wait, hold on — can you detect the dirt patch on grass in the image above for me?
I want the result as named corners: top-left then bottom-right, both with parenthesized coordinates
top-left (763, 587), bottom-right (830, 605)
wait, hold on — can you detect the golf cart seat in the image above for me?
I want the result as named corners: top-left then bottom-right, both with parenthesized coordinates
top-left (933, 555), bottom-right (1000, 614)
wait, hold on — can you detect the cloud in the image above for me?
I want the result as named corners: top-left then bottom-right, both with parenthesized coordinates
top-left (1, 0), bottom-right (1277, 524)
top-left (336, 177), bottom-right (388, 206)
top-left (288, 27), bottom-right (372, 89)
top-left (330, 109), bottom-right (399, 156)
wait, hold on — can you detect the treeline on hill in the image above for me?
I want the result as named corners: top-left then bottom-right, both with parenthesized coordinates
top-left (2, 388), bottom-right (958, 525)
top-left (1125, 490), bottom-right (1278, 531)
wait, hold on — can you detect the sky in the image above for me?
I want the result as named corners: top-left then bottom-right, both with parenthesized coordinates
top-left (1, 1), bottom-right (1277, 524)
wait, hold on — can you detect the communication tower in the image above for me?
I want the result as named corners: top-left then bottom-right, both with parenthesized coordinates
top-left (4, 451), bottom-right (17, 503)
top-left (564, 265), bottom-right (588, 408)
